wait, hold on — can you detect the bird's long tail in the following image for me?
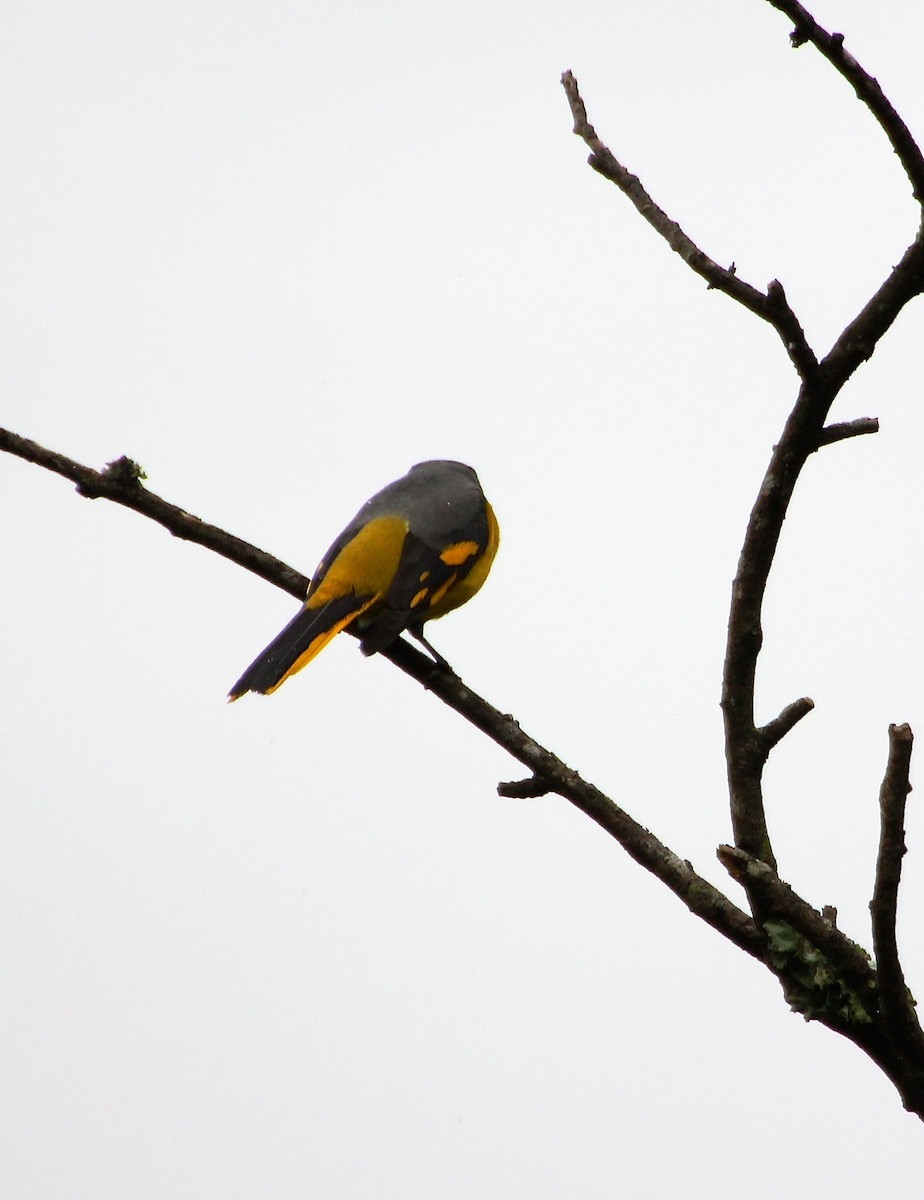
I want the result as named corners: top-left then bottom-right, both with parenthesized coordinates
top-left (228, 593), bottom-right (377, 700)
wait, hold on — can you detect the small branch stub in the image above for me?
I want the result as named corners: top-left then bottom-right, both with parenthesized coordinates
top-left (498, 775), bottom-right (554, 799)
top-left (758, 696), bottom-right (815, 754)
top-left (817, 418), bottom-right (880, 448)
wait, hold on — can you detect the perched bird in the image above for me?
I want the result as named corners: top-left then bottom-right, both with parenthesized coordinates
top-left (229, 460), bottom-right (499, 699)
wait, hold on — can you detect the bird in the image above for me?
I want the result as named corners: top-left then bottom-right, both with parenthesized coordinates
top-left (228, 460), bottom-right (499, 699)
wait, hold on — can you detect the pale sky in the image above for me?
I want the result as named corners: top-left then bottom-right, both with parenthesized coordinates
top-left (2, 0), bottom-right (924, 1195)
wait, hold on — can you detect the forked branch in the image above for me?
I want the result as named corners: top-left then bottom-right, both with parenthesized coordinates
top-left (561, 0), bottom-right (924, 1113)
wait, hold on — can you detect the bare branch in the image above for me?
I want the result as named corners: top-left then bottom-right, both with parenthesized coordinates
top-left (561, 70), bottom-right (818, 380)
top-left (867, 723), bottom-right (924, 1107)
top-left (369, 639), bottom-right (768, 959)
top-left (816, 417), bottom-right (879, 448)
top-left (766, 0), bottom-right (924, 203)
top-left (822, 239), bottom-right (924, 387)
top-left (757, 696), bottom-right (815, 754)
top-left (872, 724), bottom-right (914, 963)
top-left (724, 241), bottom-right (921, 885)
top-left (0, 428), bottom-right (308, 600)
top-left (871, 726), bottom-right (924, 1033)
top-left (721, 375), bottom-right (882, 878)
top-left (0, 426), bottom-right (765, 963)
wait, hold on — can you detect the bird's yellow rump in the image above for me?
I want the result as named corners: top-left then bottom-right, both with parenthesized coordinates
top-left (229, 460), bottom-right (499, 699)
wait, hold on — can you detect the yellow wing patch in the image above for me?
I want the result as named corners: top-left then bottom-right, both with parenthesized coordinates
top-left (308, 514), bottom-right (409, 609)
top-left (440, 540), bottom-right (480, 567)
top-left (426, 503), bottom-right (499, 621)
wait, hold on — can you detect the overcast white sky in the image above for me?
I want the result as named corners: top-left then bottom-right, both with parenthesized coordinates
top-left (3, 0), bottom-right (924, 1195)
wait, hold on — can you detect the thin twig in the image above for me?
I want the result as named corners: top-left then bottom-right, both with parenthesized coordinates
top-left (560, 70), bottom-right (818, 381)
top-left (766, 0), bottom-right (924, 202)
top-left (0, 428), bottom-right (307, 599)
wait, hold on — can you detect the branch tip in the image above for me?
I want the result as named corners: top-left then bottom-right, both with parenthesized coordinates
top-left (772, 0), bottom-right (924, 201)
top-left (561, 70), bottom-right (817, 377)
top-left (870, 722), bottom-right (924, 1067)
